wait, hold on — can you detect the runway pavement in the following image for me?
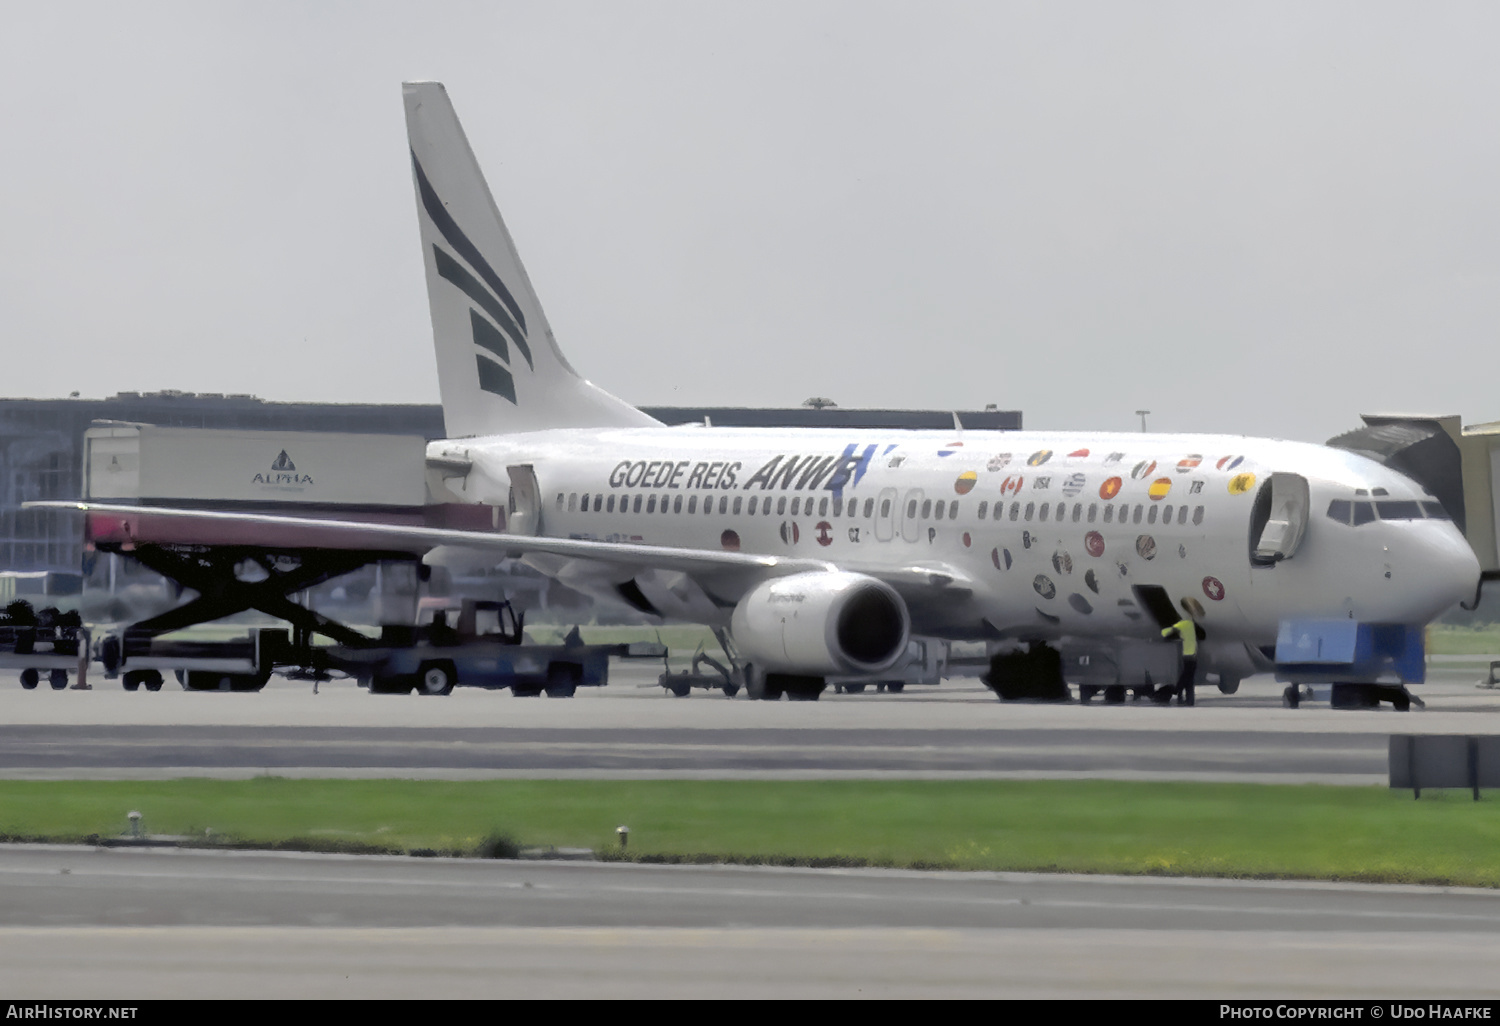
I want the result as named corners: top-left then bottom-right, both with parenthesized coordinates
top-left (2, 844), bottom-right (1498, 998)
top-left (1, 660), bottom-right (1497, 782)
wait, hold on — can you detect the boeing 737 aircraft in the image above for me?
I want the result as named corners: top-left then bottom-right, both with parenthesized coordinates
top-left (38, 82), bottom-right (1483, 706)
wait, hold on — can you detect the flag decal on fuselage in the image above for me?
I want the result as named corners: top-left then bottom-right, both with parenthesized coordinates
top-left (413, 152), bottom-right (532, 404)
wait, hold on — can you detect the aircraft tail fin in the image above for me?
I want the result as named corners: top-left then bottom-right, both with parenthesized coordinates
top-left (403, 81), bottom-right (658, 438)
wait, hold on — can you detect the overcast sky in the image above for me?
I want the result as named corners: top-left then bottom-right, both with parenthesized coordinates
top-left (2, 1), bottom-right (1496, 443)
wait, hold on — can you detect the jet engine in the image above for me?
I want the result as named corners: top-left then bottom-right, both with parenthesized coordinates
top-left (730, 571), bottom-right (910, 676)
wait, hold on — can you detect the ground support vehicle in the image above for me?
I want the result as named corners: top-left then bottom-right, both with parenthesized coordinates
top-left (93, 599), bottom-right (628, 696)
top-left (0, 603), bottom-right (90, 690)
top-left (657, 630), bottom-right (739, 698)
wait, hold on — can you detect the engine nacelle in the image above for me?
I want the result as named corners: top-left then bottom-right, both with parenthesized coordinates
top-left (730, 571), bottom-right (910, 676)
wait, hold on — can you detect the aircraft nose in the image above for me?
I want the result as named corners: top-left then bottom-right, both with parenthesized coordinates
top-left (1406, 525), bottom-right (1482, 621)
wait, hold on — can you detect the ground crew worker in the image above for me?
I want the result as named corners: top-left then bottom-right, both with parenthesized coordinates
top-left (1161, 616), bottom-right (1201, 706)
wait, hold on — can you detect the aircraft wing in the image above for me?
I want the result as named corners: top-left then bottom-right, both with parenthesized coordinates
top-left (32, 500), bottom-right (974, 612)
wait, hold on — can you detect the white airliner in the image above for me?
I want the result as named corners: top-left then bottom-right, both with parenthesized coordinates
top-left (40, 82), bottom-right (1482, 704)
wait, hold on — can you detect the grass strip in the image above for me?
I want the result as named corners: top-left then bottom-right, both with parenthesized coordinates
top-left (1, 778), bottom-right (1498, 886)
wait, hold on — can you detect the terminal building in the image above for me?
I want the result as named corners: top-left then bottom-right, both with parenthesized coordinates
top-left (0, 392), bottom-right (1022, 579)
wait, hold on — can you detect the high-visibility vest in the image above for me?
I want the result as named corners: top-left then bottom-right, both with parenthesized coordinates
top-left (1162, 619), bottom-right (1197, 657)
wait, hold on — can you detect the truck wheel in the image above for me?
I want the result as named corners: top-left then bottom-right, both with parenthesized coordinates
top-left (142, 672), bottom-right (163, 692)
top-left (369, 673), bottom-right (413, 695)
top-left (49, 670), bottom-right (69, 690)
top-left (885, 682), bottom-right (904, 694)
top-left (415, 661), bottom-right (456, 696)
top-left (122, 672), bottom-right (142, 692)
top-left (20, 669), bottom-right (38, 690)
top-left (1104, 685), bottom-right (1126, 704)
top-left (545, 663), bottom-right (581, 698)
top-left (511, 685), bottom-right (543, 698)
top-left (842, 683), bottom-right (866, 694)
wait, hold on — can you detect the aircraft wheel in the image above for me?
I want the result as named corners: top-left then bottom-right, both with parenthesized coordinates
top-left (1216, 677), bottom-right (1241, 695)
top-left (885, 682), bottom-right (904, 694)
top-left (416, 660), bottom-right (456, 696)
top-left (721, 683), bottom-right (740, 698)
top-left (1282, 685), bottom-right (1301, 709)
top-left (19, 668), bottom-right (38, 690)
top-left (666, 679), bottom-right (691, 698)
top-left (843, 683), bottom-right (866, 694)
top-left (1078, 684), bottom-right (1098, 703)
top-left (49, 670), bottom-right (68, 691)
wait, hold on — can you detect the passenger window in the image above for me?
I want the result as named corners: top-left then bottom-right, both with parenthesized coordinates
top-left (1177, 505), bottom-right (1186, 525)
top-left (749, 496), bottom-right (759, 515)
top-left (791, 497), bottom-right (801, 516)
top-left (1072, 504), bottom-right (1082, 523)
top-left (922, 500), bottom-right (933, 519)
top-left (1087, 503), bottom-right (1097, 523)
top-left (1326, 499), bottom-right (1352, 525)
top-left (1162, 504), bottom-right (1172, 522)
top-left (1055, 503), bottom-right (1065, 522)
top-left (832, 497), bottom-right (843, 516)
top-left (1147, 506), bottom-right (1157, 525)
top-left (819, 498), bottom-right (829, 517)
top-left (607, 494), bottom-right (616, 513)
top-left (1038, 502), bottom-right (1050, 520)
top-left (907, 499), bottom-right (917, 519)
top-left (933, 500), bottom-right (944, 519)
top-left (582, 493), bottom-right (592, 512)
top-left (646, 495), bottom-right (656, 513)
top-left (1026, 503), bottom-right (1037, 521)
top-left (977, 501), bottom-right (989, 520)
top-left (556, 493), bottom-right (566, 510)
top-left (865, 498), bottom-right (875, 518)
top-left (719, 496), bottom-right (728, 515)
top-left (1103, 505), bottom-right (1114, 524)
top-left (1192, 505), bottom-right (1203, 525)
top-left (688, 496), bottom-right (697, 514)
top-left (568, 493), bottom-right (578, 512)
top-left (733, 497), bottom-right (743, 515)
top-left (1132, 505), bottom-right (1143, 525)
top-left (950, 502), bottom-right (959, 520)
top-left (1008, 502), bottom-right (1019, 521)
top-left (673, 495), bottom-right (682, 514)
top-left (777, 497), bottom-right (787, 516)
top-left (1352, 502), bottom-right (1375, 526)
top-left (633, 495), bottom-right (643, 513)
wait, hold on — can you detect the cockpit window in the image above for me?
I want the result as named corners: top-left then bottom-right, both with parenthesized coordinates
top-left (1375, 500), bottom-right (1422, 520)
top-left (1330, 496), bottom-right (1452, 526)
